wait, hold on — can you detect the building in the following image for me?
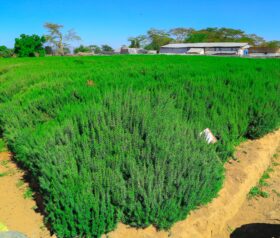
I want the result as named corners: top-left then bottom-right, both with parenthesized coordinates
top-left (249, 47), bottom-right (280, 57)
top-left (120, 47), bottom-right (147, 54)
top-left (160, 42), bottom-right (250, 56)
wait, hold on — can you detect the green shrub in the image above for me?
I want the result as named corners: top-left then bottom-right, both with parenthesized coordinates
top-left (14, 34), bottom-right (46, 57)
top-left (0, 46), bottom-right (13, 58)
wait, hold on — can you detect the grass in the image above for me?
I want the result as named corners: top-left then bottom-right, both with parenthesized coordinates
top-left (0, 171), bottom-right (9, 177)
top-left (16, 179), bottom-right (25, 188)
top-left (23, 187), bottom-right (33, 199)
top-left (248, 167), bottom-right (273, 199)
top-left (272, 189), bottom-right (280, 197)
top-left (0, 222), bottom-right (8, 232)
top-left (248, 153), bottom-right (279, 200)
top-left (0, 139), bottom-right (7, 152)
top-left (0, 160), bottom-right (9, 168)
top-left (248, 186), bottom-right (269, 199)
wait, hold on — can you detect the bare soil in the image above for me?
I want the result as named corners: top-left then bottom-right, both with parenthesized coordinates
top-left (0, 152), bottom-right (52, 238)
top-left (104, 129), bottom-right (280, 238)
top-left (227, 147), bottom-right (280, 238)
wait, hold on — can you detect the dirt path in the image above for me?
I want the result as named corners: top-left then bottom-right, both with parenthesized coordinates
top-left (226, 147), bottom-right (280, 238)
top-left (104, 129), bottom-right (280, 238)
top-left (0, 151), bottom-right (52, 238)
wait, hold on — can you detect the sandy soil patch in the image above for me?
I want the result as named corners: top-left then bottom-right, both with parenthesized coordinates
top-left (226, 147), bottom-right (280, 238)
top-left (0, 152), bottom-right (52, 238)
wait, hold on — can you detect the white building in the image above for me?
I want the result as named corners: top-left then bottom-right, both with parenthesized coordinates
top-left (120, 47), bottom-right (147, 54)
top-left (160, 42), bottom-right (250, 56)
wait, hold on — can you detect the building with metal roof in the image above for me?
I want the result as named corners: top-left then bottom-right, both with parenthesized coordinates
top-left (160, 42), bottom-right (250, 56)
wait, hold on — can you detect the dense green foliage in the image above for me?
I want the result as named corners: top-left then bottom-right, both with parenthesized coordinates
top-left (74, 45), bottom-right (93, 54)
top-left (0, 56), bottom-right (279, 237)
top-left (184, 27), bottom-right (265, 45)
top-left (0, 46), bottom-right (13, 58)
top-left (101, 44), bottom-right (114, 52)
top-left (14, 34), bottom-right (46, 57)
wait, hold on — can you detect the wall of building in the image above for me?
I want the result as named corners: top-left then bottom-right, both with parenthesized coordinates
top-left (160, 46), bottom-right (249, 56)
top-left (249, 47), bottom-right (280, 54)
top-left (160, 48), bottom-right (189, 54)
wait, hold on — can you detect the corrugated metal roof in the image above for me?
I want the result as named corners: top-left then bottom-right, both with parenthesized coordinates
top-left (161, 42), bottom-right (249, 48)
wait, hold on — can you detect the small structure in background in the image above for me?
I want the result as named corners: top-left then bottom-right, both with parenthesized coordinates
top-left (249, 47), bottom-right (280, 57)
top-left (76, 52), bottom-right (95, 56)
top-left (160, 42), bottom-right (250, 56)
top-left (200, 128), bottom-right (218, 144)
top-left (120, 46), bottom-right (147, 54)
top-left (147, 50), bottom-right (157, 54)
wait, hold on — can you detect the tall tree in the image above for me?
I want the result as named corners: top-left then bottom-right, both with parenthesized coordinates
top-left (169, 28), bottom-right (194, 42)
top-left (101, 45), bottom-right (113, 52)
top-left (145, 28), bottom-right (172, 51)
top-left (44, 23), bottom-right (81, 55)
top-left (185, 27), bottom-right (266, 46)
top-left (128, 35), bottom-right (146, 48)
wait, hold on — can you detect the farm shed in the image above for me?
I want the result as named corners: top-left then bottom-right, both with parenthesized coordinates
top-left (160, 42), bottom-right (250, 56)
top-left (249, 47), bottom-right (280, 57)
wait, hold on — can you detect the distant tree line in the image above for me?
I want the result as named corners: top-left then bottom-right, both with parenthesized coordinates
top-left (73, 44), bottom-right (113, 54)
top-left (0, 26), bottom-right (279, 57)
top-left (128, 27), bottom-right (280, 51)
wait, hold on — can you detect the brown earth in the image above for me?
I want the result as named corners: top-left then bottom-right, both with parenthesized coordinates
top-left (104, 129), bottom-right (280, 238)
top-left (0, 151), bottom-right (52, 238)
top-left (226, 147), bottom-right (280, 238)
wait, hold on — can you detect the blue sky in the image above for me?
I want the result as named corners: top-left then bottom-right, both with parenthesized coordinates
top-left (0, 0), bottom-right (279, 49)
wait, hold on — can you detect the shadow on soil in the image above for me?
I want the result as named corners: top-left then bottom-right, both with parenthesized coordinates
top-left (230, 223), bottom-right (280, 238)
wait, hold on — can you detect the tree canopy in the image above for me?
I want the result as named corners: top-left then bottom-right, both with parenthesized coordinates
top-left (184, 28), bottom-right (266, 45)
top-left (44, 23), bottom-right (81, 55)
top-left (74, 45), bottom-right (93, 54)
top-left (14, 34), bottom-right (46, 57)
top-left (0, 45), bottom-right (13, 58)
top-left (101, 44), bottom-right (113, 52)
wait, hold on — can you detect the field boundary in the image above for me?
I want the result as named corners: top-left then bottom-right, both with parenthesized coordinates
top-left (105, 129), bottom-right (280, 238)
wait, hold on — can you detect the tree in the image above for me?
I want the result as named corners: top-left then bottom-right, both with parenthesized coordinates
top-left (185, 33), bottom-right (208, 43)
top-left (184, 27), bottom-right (265, 46)
top-left (128, 35), bottom-right (146, 48)
top-left (144, 28), bottom-right (172, 51)
top-left (63, 47), bottom-right (71, 55)
top-left (101, 44), bottom-right (113, 52)
top-left (169, 28), bottom-right (194, 42)
top-left (265, 40), bottom-right (280, 48)
top-left (89, 45), bottom-right (101, 54)
top-left (45, 46), bottom-right (53, 55)
top-left (44, 23), bottom-right (81, 55)
top-left (74, 45), bottom-right (92, 54)
top-left (0, 45), bottom-right (13, 58)
top-left (14, 34), bottom-right (46, 57)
